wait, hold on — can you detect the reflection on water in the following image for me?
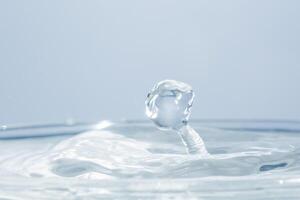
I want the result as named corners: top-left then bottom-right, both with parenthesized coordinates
top-left (0, 121), bottom-right (300, 199)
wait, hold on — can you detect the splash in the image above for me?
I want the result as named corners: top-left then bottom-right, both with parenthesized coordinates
top-left (145, 80), bottom-right (208, 156)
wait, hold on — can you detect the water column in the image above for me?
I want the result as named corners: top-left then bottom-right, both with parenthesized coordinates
top-left (145, 80), bottom-right (208, 156)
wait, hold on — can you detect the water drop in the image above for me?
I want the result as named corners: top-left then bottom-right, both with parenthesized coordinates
top-left (145, 80), bottom-right (208, 156)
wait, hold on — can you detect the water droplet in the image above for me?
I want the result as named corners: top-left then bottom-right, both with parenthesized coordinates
top-left (145, 80), bottom-right (194, 130)
top-left (146, 80), bottom-right (208, 156)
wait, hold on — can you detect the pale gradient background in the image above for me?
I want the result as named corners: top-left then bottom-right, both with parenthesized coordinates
top-left (0, 0), bottom-right (299, 124)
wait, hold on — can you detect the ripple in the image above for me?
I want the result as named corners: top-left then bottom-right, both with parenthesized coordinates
top-left (0, 121), bottom-right (299, 199)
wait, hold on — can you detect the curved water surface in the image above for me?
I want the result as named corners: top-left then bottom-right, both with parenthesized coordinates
top-left (0, 120), bottom-right (300, 199)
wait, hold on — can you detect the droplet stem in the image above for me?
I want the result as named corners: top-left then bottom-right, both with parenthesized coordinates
top-left (177, 125), bottom-right (209, 157)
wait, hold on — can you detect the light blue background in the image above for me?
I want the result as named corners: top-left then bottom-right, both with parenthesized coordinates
top-left (0, 1), bottom-right (300, 124)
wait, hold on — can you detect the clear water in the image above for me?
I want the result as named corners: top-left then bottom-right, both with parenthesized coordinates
top-left (0, 120), bottom-right (300, 199)
top-left (145, 80), bottom-right (208, 155)
top-left (145, 80), bottom-right (194, 130)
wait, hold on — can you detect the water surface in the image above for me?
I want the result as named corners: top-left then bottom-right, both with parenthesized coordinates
top-left (0, 120), bottom-right (300, 199)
